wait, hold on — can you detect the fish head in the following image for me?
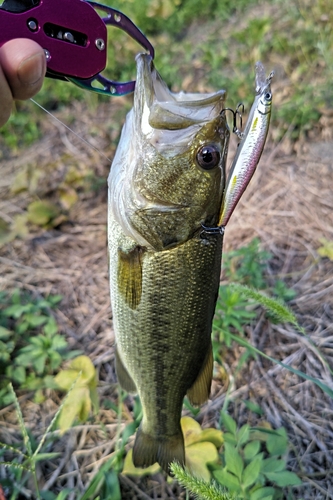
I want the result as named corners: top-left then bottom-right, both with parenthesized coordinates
top-left (109, 53), bottom-right (229, 250)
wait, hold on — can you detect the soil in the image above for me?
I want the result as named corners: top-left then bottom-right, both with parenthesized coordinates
top-left (0, 57), bottom-right (333, 500)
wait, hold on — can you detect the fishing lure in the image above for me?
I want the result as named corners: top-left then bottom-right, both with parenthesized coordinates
top-left (218, 62), bottom-right (273, 227)
top-left (0, 0), bottom-right (154, 96)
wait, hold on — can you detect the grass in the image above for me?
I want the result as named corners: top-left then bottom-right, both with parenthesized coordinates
top-left (1, 0), bottom-right (332, 148)
top-left (1, 0), bottom-right (333, 498)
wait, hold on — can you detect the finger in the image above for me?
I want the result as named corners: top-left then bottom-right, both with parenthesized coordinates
top-left (0, 39), bottom-right (46, 101)
top-left (0, 64), bottom-right (13, 127)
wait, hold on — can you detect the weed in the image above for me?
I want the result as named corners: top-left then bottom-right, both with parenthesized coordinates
top-left (0, 290), bottom-right (80, 405)
top-left (213, 238), bottom-right (296, 352)
top-left (0, 384), bottom-right (63, 500)
top-left (222, 238), bottom-right (271, 290)
top-left (213, 286), bottom-right (257, 347)
top-left (171, 415), bottom-right (302, 500)
top-left (214, 413), bottom-right (302, 497)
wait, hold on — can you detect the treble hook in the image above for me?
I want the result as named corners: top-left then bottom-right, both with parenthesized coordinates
top-left (234, 103), bottom-right (245, 139)
top-left (222, 104), bottom-right (244, 140)
top-left (222, 107), bottom-right (236, 131)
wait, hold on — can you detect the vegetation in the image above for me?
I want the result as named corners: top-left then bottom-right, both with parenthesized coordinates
top-left (0, 290), bottom-right (80, 405)
top-left (1, 0), bottom-right (332, 497)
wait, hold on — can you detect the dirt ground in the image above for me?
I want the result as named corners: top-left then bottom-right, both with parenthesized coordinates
top-left (0, 77), bottom-right (333, 498)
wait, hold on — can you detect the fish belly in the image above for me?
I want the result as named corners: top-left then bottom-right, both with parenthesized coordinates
top-left (108, 215), bottom-right (223, 471)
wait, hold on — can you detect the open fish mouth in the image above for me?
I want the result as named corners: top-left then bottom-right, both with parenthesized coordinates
top-left (109, 53), bottom-right (229, 250)
top-left (135, 53), bottom-right (226, 156)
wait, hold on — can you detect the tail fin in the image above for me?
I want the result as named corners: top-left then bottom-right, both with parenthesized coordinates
top-left (132, 424), bottom-right (185, 474)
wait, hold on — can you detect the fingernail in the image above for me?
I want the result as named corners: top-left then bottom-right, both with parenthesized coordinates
top-left (18, 52), bottom-right (46, 86)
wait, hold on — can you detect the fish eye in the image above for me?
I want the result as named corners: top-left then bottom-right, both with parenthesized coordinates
top-left (196, 145), bottom-right (221, 170)
top-left (265, 91), bottom-right (272, 101)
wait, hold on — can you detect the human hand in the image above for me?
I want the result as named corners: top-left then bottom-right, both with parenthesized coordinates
top-left (0, 39), bottom-right (46, 127)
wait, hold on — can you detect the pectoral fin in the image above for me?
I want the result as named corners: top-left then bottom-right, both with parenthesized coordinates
top-left (117, 246), bottom-right (143, 309)
top-left (186, 343), bottom-right (213, 406)
top-left (115, 346), bottom-right (137, 393)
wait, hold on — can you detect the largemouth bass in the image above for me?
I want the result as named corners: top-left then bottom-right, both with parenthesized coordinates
top-left (108, 53), bottom-right (229, 473)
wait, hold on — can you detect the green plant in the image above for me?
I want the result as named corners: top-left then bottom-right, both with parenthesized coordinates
top-left (0, 384), bottom-right (64, 500)
top-left (216, 283), bottom-right (333, 398)
top-left (213, 286), bottom-right (257, 348)
top-left (213, 414), bottom-right (302, 498)
top-left (0, 382), bottom-right (116, 500)
top-left (171, 462), bottom-right (234, 500)
top-left (0, 290), bottom-right (80, 405)
top-left (213, 239), bottom-right (296, 352)
top-left (222, 238), bottom-right (272, 290)
top-left (171, 415), bottom-right (302, 500)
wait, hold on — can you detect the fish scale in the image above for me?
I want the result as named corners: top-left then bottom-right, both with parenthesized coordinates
top-left (108, 216), bottom-right (223, 470)
top-left (108, 53), bottom-right (229, 473)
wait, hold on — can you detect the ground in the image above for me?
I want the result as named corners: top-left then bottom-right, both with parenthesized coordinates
top-left (1, 1), bottom-right (333, 498)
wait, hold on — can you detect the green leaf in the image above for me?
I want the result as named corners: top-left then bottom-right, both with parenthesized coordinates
top-left (237, 424), bottom-right (250, 446)
top-left (50, 334), bottom-right (68, 350)
top-left (6, 365), bottom-right (26, 384)
top-left (264, 470), bottom-right (302, 487)
top-left (3, 304), bottom-right (30, 318)
top-left (121, 421), bottom-right (138, 447)
top-left (242, 454), bottom-right (263, 489)
top-left (221, 413), bottom-right (237, 435)
top-left (266, 428), bottom-right (288, 456)
top-left (44, 317), bottom-right (58, 336)
top-left (47, 294), bottom-right (63, 307)
top-left (0, 326), bottom-right (13, 340)
top-left (24, 313), bottom-right (49, 327)
top-left (260, 458), bottom-right (286, 473)
top-left (33, 452), bottom-right (61, 462)
top-left (242, 399), bottom-right (264, 416)
top-left (224, 442), bottom-right (244, 480)
top-left (244, 440), bottom-right (261, 460)
top-left (250, 487), bottom-right (276, 500)
top-left (103, 469), bottom-right (121, 500)
top-left (223, 432), bottom-right (237, 445)
top-left (80, 456), bottom-right (117, 500)
top-left (33, 353), bottom-right (47, 374)
top-left (213, 467), bottom-right (241, 492)
top-left (54, 490), bottom-right (72, 500)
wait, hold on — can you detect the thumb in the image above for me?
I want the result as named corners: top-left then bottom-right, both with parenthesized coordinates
top-left (0, 38), bottom-right (46, 100)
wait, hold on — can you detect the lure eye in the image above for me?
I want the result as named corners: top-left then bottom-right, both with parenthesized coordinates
top-left (196, 145), bottom-right (221, 170)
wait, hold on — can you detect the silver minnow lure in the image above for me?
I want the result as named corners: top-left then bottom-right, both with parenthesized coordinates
top-left (218, 61), bottom-right (273, 227)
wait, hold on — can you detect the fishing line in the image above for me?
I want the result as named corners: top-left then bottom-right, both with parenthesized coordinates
top-left (30, 98), bottom-right (112, 163)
